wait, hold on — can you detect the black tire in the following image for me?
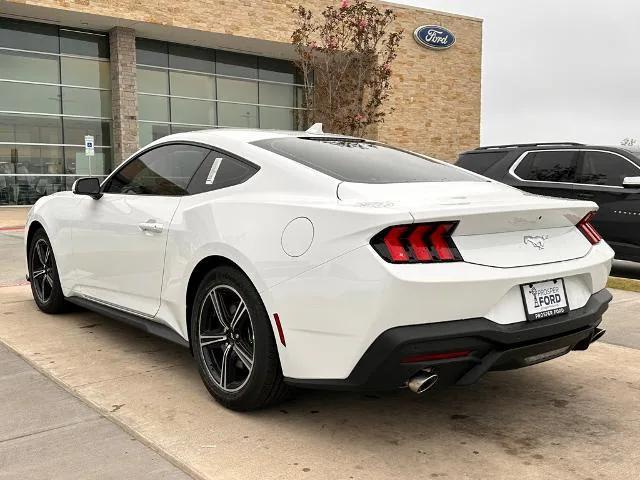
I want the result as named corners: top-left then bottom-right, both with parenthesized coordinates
top-left (190, 266), bottom-right (289, 411)
top-left (28, 228), bottom-right (68, 314)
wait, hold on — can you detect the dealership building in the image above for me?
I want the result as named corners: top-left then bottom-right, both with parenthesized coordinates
top-left (0, 0), bottom-right (482, 205)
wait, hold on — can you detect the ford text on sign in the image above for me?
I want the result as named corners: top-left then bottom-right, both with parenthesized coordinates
top-left (414, 25), bottom-right (456, 50)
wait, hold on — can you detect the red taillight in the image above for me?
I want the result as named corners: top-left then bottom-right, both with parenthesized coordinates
top-left (400, 350), bottom-right (471, 364)
top-left (407, 225), bottom-right (432, 261)
top-left (430, 223), bottom-right (455, 261)
top-left (371, 222), bottom-right (463, 263)
top-left (577, 212), bottom-right (602, 245)
top-left (383, 226), bottom-right (410, 262)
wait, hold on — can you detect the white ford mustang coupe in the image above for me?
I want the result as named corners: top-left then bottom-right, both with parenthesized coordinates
top-left (25, 128), bottom-right (614, 410)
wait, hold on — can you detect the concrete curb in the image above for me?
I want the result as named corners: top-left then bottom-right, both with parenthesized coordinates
top-left (608, 276), bottom-right (640, 293)
top-left (0, 336), bottom-right (204, 480)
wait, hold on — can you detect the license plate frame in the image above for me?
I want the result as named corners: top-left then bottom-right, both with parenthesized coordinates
top-left (520, 278), bottom-right (569, 321)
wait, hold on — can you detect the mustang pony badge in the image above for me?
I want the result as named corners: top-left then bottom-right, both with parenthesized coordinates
top-left (524, 235), bottom-right (549, 250)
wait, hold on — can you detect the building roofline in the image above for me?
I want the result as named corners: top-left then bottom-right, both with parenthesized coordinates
top-left (380, 1), bottom-right (483, 23)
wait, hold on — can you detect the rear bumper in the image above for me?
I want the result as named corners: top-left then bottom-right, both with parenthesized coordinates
top-left (271, 241), bottom-right (613, 380)
top-left (285, 289), bottom-right (612, 391)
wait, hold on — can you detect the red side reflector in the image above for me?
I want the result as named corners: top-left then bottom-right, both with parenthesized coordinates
top-left (383, 226), bottom-right (410, 262)
top-left (400, 350), bottom-right (471, 364)
top-left (273, 313), bottom-right (286, 347)
top-left (577, 212), bottom-right (602, 245)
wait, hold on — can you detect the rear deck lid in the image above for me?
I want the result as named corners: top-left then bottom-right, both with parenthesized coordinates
top-left (338, 181), bottom-right (596, 268)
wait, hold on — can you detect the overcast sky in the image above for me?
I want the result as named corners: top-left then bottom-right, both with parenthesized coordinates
top-left (391, 0), bottom-right (640, 147)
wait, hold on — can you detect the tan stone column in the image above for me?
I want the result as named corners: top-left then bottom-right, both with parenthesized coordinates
top-left (109, 27), bottom-right (138, 166)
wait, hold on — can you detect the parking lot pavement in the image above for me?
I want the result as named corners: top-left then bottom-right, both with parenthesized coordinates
top-left (0, 228), bottom-right (27, 287)
top-left (603, 288), bottom-right (640, 350)
top-left (0, 207), bottom-right (29, 287)
top-left (0, 341), bottom-right (192, 479)
top-left (0, 285), bottom-right (639, 480)
top-left (0, 207), bottom-right (30, 229)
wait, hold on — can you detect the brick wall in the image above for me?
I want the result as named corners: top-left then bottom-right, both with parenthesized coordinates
top-left (377, 9), bottom-right (482, 161)
top-left (10, 0), bottom-right (482, 162)
top-left (109, 27), bottom-right (138, 165)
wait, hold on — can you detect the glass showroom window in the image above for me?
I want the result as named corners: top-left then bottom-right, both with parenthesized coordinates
top-left (136, 38), bottom-right (305, 147)
top-left (0, 18), bottom-right (112, 205)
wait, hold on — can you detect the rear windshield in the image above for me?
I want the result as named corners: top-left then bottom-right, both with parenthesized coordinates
top-left (252, 137), bottom-right (483, 184)
top-left (456, 151), bottom-right (509, 173)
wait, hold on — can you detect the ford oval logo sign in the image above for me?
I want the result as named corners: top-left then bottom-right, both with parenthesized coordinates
top-left (414, 25), bottom-right (456, 50)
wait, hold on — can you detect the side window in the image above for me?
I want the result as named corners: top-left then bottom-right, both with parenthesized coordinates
top-left (457, 151), bottom-right (509, 174)
top-left (104, 144), bottom-right (209, 195)
top-left (577, 151), bottom-right (640, 187)
top-left (187, 152), bottom-right (258, 194)
top-left (514, 151), bottom-right (578, 183)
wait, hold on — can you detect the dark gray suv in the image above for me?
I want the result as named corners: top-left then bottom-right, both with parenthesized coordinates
top-left (457, 142), bottom-right (640, 262)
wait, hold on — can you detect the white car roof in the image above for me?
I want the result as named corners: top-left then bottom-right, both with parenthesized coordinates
top-left (145, 128), bottom-right (362, 149)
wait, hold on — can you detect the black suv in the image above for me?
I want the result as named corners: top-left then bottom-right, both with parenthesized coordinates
top-left (456, 143), bottom-right (640, 262)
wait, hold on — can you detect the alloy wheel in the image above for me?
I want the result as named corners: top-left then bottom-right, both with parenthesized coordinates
top-left (198, 284), bottom-right (255, 392)
top-left (31, 238), bottom-right (55, 304)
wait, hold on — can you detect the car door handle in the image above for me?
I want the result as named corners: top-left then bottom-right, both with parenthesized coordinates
top-left (576, 192), bottom-right (595, 199)
top-left (138, 221), bottom-right (164, 234)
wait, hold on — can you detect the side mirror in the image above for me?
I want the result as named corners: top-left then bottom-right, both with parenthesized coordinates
top-left (72, 177), bottom-right (102, 199)
top-left (622, 176), bottom-right (640, 188)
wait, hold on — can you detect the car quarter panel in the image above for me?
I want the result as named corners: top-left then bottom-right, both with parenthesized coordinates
top-left (155, 170), bottom-right (413, 342)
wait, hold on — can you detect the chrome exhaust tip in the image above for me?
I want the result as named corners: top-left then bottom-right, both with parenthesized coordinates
top-left (408, 370), bottom-right (439, 394)
top-left (591, 328), bottom-right (606, 343)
